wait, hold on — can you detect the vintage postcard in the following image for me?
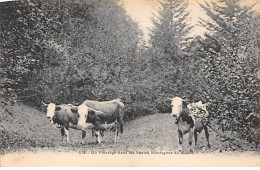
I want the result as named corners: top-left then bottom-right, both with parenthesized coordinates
top-left (0, 0), bottom-right (260, 167)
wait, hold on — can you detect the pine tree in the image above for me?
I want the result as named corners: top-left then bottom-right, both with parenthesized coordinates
top-left (145, 0), bottom-right (194, 103)
top-left (149, 0), bottom-right (192, 62)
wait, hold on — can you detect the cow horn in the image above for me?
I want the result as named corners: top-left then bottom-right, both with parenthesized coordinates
top-left (53, 125), bottom-right (59, 130)
top-left (167, 97), bottom-right (172, 100)
top-left (42, 101), bottom-right (47, 106)
top-left (245, 112), bottom-right (255, 120)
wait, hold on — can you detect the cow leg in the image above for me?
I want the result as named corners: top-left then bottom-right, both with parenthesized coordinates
top-left (61, 127), bottom-right (65, 141)
top-left (188, 130), bottom-right (194, 153)
top-left (194, 132), bottom-right (198, 149)
top-left (81, 130), bottom-right (86, 145)
top-left (64, 127), bottom-right (70, 143)
top-left (114, 121), bottom-right (118, 143)
top-left (114, 127), bottom-right (117, 143)
top-left (116, 124), bottom-right (120, 142)
top-left (92, 129), bottom-right (95, 138)
top-left (101, 130), bottom-right (104, 137)
top-left (204, 126), bottom-right (211, 148)
top-left (96, 130), bottom-right (102, 144)
top-left (116, 129), bottom-right (120, 142)
top-left (178, 130), bottom-right (183, 153)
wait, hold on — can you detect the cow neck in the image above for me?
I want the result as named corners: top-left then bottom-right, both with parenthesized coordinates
top-left (180, 107), bottom-right (194, 128)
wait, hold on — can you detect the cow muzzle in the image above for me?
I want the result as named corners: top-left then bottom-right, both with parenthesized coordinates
top-left (78, 121), bottom-right (86, 130)
top-left (171, 114), bottom-right (177, 117)
top-left (47, 117), bottom-right (54, 124)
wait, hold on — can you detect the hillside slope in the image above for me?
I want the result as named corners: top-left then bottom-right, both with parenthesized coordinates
top-left (0, 103), bottom-right (257, 154)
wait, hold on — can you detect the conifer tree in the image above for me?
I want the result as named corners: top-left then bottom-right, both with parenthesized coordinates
top-left (149, 0), bottom-right (192, 62)
top-left (146, 0), bottom-right (193, 101)
top-left (198, 0), bottom-right (260, 146)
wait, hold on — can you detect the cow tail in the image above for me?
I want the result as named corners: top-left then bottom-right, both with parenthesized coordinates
top-left (116, 117), bottom-right (123, 134)
top-left (118, 101), bottom-right (124, 134)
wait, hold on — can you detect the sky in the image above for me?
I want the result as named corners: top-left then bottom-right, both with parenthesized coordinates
top-left (121, 0), bottom-right (260, 41)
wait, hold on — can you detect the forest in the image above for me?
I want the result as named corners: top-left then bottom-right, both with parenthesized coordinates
top-left (1, 0), bottom-right (259, 150)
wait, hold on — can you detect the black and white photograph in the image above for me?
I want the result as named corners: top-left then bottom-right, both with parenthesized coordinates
top-left (0, 0), bottom-right (259, 167)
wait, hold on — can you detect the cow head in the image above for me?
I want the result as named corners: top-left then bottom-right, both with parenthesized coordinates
top-left (86, 110), bottom-right (100, 125)
top-left (169, 97), bottom-right (187, 117)
top-left (43, 102), bottom-right (59, 123)
top-left (76, 104), bottom-right (89, 129)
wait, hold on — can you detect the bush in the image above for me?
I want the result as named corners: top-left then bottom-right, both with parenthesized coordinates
top-left (155, 98), bottom-right (171, 113)
top-left (124, 102), bottom-right (156, 120)
top-left (123, 85), bottom-right (157, 120)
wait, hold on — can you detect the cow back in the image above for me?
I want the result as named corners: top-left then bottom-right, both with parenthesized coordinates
top-left (83, 99), bottom-right (124, 124)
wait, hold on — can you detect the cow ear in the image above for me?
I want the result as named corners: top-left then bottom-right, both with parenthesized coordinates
top-left (88, 110), bottom-right (95, 116)
top-left (55, 106), bottom-right (61, 111)
top-left (71, 107), bottom-right (78, 114)
top-left (182, 100), bottom-right (188, 106)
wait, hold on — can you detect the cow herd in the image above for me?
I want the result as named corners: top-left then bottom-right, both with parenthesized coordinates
top-left (43, 99), bottom-right (124, 144)
top-left (42, 97), bottom-right (210, 153)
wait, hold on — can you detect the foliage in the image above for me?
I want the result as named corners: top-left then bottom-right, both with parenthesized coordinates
top-left (0, 0), bottom-right (141, 111)
top-left (197, 0), bottom-right (260, 147)
top-left (143, 0), bottom-right (198, 110)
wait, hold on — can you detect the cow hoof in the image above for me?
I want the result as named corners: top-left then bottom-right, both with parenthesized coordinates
top-left (207, 144), bottom-right (211, 148)
top-left (175, 150), bottom-right (182, 154)
top-left (178, 146), bottom-right (182, 152)
top-left (176, 148), bottom-right (182, 154)
top-left (96, 141), bottom-right (102, 144)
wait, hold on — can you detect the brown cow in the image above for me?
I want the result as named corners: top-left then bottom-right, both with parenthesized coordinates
top-left (75, 99), bottom-right (125, 143)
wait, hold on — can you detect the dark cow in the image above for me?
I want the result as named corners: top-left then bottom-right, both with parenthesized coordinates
top-left (169, 97), bottom-right (210, 153)
top-left (76, 99), bottom-right (125, 143)
top-left (43, 102), bottom-right (96, 144)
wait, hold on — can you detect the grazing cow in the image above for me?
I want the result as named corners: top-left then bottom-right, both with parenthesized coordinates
top-left (169, 97), bottom-right (210, 153)
top-left (76, 99), bottom-right (125, 143)
top-left (43, 102), bottom-right (96, 144)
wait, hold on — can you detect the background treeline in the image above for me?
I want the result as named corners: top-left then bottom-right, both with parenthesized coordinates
top-left (1, 0), bottom-right (259, 149)
top-left (0, 0), bottom-right (141, 115)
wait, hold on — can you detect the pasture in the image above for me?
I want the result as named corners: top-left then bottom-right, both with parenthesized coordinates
top-left (0, 103), bottom-right (256, 155)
